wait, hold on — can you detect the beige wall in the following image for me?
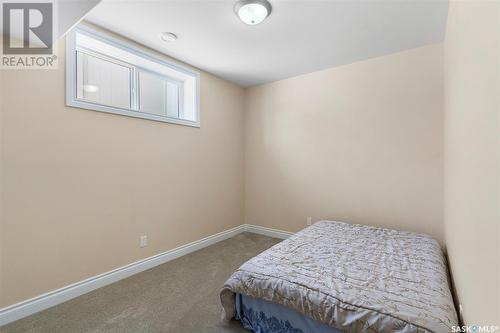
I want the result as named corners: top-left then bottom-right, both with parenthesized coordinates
top-left (443, 0), bottom-right (500, 324)
top-left (244, 44), bottom-right (444, 242)
top-left (0, 36), bottom-right (245, 307)
top-left (0, 38), bottom-right (4, 306)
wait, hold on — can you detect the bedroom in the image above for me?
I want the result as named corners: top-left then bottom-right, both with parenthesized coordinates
top-left (0, 0), bottom-right (498, 332)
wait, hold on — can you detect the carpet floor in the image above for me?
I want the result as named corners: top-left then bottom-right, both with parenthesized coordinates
top-left (2, 232), bottom-right (282, 333)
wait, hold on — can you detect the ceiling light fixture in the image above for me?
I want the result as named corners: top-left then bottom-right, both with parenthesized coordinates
top-left (234, 0), bottom-right (272, 25)
top-left (160, 32), bottom-right (178, 43)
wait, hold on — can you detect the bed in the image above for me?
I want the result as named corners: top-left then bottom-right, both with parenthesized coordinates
top-left (220, 221), bottom-right (458, 333)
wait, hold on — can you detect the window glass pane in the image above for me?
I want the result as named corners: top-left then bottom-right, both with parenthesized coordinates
top-left (76, 51), bottom-right (131, 109)
top-left (139, 70), bottom-right (181, 119)
top-left (166, 81), bottom-right (179, 119)
top-left (139, 71), bottom-right (165, 117)
top-left (180, 78), bottom-right (197, 122)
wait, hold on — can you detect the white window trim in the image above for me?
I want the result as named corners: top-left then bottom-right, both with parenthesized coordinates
top-left (66, 24), bottom-right (201, 128)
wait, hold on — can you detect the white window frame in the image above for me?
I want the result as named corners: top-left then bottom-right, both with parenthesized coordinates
top-left (66, 25), bottom-right (201, 127)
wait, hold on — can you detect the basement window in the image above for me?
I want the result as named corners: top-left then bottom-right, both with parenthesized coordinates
top-left (66, 25), bottom-right (200, 127)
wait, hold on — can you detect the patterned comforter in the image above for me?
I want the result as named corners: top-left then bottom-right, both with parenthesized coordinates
top-left (220, 221), bottom-right (457, 333)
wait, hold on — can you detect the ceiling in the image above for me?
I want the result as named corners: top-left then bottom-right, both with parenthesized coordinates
top-left (86, 0), bottom-right (449, 87)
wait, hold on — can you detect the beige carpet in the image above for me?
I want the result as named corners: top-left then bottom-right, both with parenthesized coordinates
top-left (2, 233), bottom-right (281, 333)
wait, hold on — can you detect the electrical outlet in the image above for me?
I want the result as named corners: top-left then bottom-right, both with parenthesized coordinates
top-left (306, 217), bottom-right (313, 226)
top-left (140, 235), bottom-right (148, 248)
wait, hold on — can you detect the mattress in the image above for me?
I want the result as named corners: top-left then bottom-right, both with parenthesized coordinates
top-left (221, 221), bottom-right (458, 333)
top-left (236, 293), bottom-right (342, 333)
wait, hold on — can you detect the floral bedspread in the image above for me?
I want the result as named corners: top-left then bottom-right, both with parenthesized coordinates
top-left (220, 221), bottom-right (457, 333)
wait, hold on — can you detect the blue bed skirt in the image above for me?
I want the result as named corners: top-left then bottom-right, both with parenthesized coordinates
top-left (235, 293), bottom-right (342, 333)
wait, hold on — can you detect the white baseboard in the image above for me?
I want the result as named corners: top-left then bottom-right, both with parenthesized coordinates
top-left (243, 224), bottom-right (294, 239)
top-left (0, 224), bottom-right (293, 326)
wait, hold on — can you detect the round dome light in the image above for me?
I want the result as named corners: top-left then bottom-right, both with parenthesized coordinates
top-left (234, 0), bottom-right (272, 25)
top-left (160, 32), bottom-right (178, 43)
